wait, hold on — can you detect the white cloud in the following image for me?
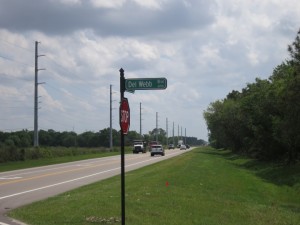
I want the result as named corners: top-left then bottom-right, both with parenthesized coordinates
top-left (39, 86), bottom-right (66, 112)
top-left (90, 0), bottom-right (126, 8)
top-left (1, 0), bottom-right (300, 138)
top-left (55, 0), bottom-right (82, 5)
top-left (0, 85), bottom-right (20, 98)
top-left (132, 0), bottom-right (166, 9)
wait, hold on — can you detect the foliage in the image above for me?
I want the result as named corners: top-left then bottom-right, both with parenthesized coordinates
top-left (0, 146), bottom-right (109, 163)
top-left (204, 29), bottom-right (300, 163)
top-left (0, 129), bottom-right (120, 163)
top-left (148, 128), bottom-right (167, 144)
top-left (0, 127), bottom-right (206, 163)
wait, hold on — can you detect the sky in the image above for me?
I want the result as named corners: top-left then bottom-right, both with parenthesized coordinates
top-left (0, 0), bottom-right (299, 141)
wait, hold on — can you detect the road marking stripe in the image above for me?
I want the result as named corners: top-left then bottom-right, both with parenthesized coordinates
top-left (0, 156), bottom-right (121, 177)
top-left (0, 159), bottom-right (120, 186)
top-left (0, 177), bottom-right (21, 180)
top-left (0, 154), bottom-right (150, 186)
top-left (0, 166), bottom-right (120, 200)
top-left (0, 152), bottom-right (183, 200)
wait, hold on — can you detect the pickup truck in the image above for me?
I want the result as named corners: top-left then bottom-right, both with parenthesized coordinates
top-left (133, 140), bottom-right (146, 153)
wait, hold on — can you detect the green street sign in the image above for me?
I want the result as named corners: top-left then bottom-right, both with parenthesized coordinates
top-left (125, 78), bottom-right (167, 91)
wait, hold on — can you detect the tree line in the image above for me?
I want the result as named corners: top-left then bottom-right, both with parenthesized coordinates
top-left (0, 128), bottom-right (205, 162)
top-left (0, 128), bottom-right (204, 148)
top-left (204, 29), bottom-right (300, 164)
top-left (0, 128), bottom-right (142, 150)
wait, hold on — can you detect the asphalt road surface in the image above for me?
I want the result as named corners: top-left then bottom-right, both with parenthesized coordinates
top-left (0, 148), bottom-right (191, 225)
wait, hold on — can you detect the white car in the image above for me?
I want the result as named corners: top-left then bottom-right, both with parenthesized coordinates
top-left (180, 144), bottom-right (187, 150)
top-left (150, 145), bottom-right (165, 156)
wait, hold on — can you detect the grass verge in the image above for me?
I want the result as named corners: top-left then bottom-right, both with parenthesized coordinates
top-left (8, 147), bottom-right (300, 225)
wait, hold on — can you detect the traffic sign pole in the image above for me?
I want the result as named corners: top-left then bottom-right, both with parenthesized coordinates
top-left (119, 69), bottom-right (167, 225)
top-left (119, 68), bottom-right (125, 225)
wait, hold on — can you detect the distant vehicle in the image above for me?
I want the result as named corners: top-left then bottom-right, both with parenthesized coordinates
top-left (186, 144), bottom-right (190, 149)
top-left (133, 140), bottom-right (146, 154)
top-left (168, 144), bottom-right (175, 149)
top-left (180, 144), bottom-right (187, 150)
top-left (149, 141), bottom-right (159, 146)
top-left (148, 141), bottom-right (159, 151)
top-left (150, 145), bottom-right (165, 156)
top-left (177, 140), bottom-right (183, 148)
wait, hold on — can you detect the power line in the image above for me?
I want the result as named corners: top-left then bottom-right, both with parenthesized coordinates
top-left (0, 54), bottom-right (33, 68)
top-left (0, 106), bottom-right (32, 110)
top-left (0, 38), bottom-right (33, 53)
top-left (0, 74), bottom-right (33, 83)
top-left (41, 57), bottom-right (97, 97)
top-left (1, 127), bottom-right (34, 132)
top-left (45, 82), bottom-right (93, 103)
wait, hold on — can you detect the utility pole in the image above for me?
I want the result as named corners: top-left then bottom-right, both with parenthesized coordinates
top-left (185, 128), bottom-right (187, 145)
top-left (34, 41), bottom-right (45, 147)
top-left (178, 124), bottom-right (179, 142)
top-left (140, 102), bottom-right (142, 136)
top-left (166, 118), bottom-right (168, 145)
top-left (34, 41), bottom-right (38, 147)
top-left (110, 84), bottom-right (113, 150)
top-left (156, 112), bottom-right (158, 142)
top-left (181, 126), bottom-right (183, 141)
top-left (173, 121), bottom-right (175, 145)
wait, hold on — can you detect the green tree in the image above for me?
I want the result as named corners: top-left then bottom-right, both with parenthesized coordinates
top-left (77, 131), bottom-right (95, 147)
top-left (203, 29), bottom-right (300, 163)
top-left (61, 131), bottom-right (77, 147)
top-left (270, 62), bottom-right (300, 163)
top-left (204, 100), bottom-right (228, 149)
top-left (148, 128), bottom-right (167, 144)
top-left (99, 128), bottom-right (110, 147)
top-left (112, 129), bottom-right (120, 146)
top-left (125, 131), bottom-right (143, 146)
top-left (16, 130), bottom-right (31, 147)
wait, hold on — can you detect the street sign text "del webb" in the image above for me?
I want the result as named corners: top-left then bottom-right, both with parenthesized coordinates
top-left (125, 78), bottom-right (167, 90)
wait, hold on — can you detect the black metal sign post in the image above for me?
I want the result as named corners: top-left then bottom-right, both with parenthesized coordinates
top-left (119, 68), bottom-right (125, 225)
top-left (119, 68), bottom-right (166, 224)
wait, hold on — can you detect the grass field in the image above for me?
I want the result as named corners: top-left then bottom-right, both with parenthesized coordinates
top-left (8, 147), bottom-right (300, 225)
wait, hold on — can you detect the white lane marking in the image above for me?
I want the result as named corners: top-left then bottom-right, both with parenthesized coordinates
top-left (0, 177), bottom-right (21, 180)
top-left (0, 222), bottom-right (10, 225)
top-left (75, 163), bottom-right (94, 167)
top-left (0, 166), bottom-right (120, 200)
top-left (0, 150), bottom-right (186, 200)
top-left (0, 156), bottom-right (120, 177)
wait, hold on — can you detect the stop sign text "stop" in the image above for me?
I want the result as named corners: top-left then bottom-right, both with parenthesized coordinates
top-left (119, 98), bottom-right (130, 135)
top-left (120, 110), bottom-right (129, 124)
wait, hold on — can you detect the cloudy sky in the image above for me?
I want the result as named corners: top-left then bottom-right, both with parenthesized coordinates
top-left (0, 0), bottom-right (299, 141)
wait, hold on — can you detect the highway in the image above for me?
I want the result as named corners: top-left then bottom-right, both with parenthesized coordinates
top-left (0, 148), bottom-right (191, 225)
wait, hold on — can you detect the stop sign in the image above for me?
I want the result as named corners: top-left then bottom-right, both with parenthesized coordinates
top-left (120, 98), bottom-right (130, 135)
